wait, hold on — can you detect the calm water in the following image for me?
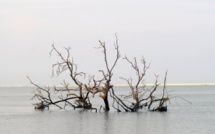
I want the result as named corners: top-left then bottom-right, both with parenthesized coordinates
top-left (0, 86), bottom-right (215, 134)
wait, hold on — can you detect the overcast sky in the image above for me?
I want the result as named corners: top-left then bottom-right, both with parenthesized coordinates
top-left (0, 0), bottom-right (215, 86)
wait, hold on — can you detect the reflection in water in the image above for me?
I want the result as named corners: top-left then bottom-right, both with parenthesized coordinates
top-left (103, 112), bottom-right (110, 134)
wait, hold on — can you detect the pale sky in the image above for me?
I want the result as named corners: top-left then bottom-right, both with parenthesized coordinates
top-left (0, 0), bottom-right (215, 86)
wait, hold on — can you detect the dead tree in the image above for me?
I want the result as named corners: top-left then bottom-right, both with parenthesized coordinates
top-left (50, 45), bottom-right (92, 109)
top-left (87, 34), bottom-right (121, 111)
top-left (29, 35), bottom-right (170, 112)
top-left (28, 45), bottom-right (96, 111)
top-left (110, 56), bottom-right (169, 112)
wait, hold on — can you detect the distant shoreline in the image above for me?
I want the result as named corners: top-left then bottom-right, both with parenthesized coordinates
top-left (114, 83), bottom-right (215, 87)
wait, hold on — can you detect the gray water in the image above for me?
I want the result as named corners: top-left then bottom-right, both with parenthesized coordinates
top-left (0, 86), bottom-right (215, 134)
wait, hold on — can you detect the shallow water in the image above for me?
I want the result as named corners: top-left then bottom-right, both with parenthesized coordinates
top-left (0, 86), bottom-right (215, 134)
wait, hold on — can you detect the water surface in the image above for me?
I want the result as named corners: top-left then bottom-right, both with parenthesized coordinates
top-left (0, 86), bottom-right (215, 134)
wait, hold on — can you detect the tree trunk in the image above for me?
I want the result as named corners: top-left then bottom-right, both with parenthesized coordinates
top-left (103, 95), bottom-right (110, 111)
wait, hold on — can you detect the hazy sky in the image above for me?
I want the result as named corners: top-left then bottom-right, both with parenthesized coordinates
top-left (0, 0), bottom-right (215, 86)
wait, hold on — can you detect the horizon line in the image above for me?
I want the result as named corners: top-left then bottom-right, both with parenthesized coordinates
top-left (1, 83), bottom-right (215, 87)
